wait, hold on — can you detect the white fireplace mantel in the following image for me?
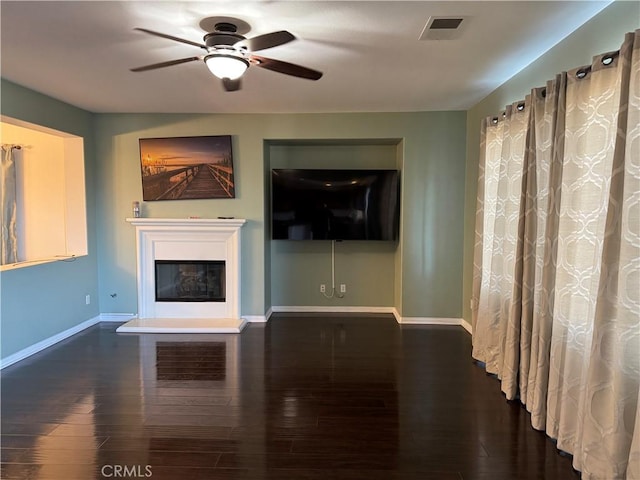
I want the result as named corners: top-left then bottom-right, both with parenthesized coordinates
top-left (126, 217), bottom-right (247, 229)
top-left (117, 217), bottom-right (247, 334)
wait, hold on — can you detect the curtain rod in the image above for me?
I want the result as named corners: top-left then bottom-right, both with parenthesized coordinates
top-left (2, 143), bottom-right (26, 150)
top-left (488, 47), bottom-right (622, 127)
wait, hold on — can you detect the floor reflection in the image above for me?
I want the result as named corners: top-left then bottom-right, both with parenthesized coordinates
top-left (140, 333), bottom-right (240, 389)
top-left (137, 333), bottom-right (243, 430)
top-left (155, 341), bottom-right (226, 381)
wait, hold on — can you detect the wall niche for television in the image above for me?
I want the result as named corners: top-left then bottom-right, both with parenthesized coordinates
top-left (265, 139), bottom-right (403, 310)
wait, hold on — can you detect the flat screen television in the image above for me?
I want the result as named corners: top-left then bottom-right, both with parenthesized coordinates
top-left (271, 169), bottom-right (400, 241)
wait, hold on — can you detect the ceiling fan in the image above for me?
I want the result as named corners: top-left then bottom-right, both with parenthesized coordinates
top-left (130, 20), bottom-right (323, 91)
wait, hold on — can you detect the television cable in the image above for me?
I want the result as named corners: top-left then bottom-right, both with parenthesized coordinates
top-left (322, 240), bottom-right (344, 299)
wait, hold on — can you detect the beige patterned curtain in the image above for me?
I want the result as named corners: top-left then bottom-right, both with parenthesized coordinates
top-left (521, 73), bottom-right (566, 432)
top-left (472, 102), bottom-right (528, 380)
top-left (472, 29), bottom-right (639, 479)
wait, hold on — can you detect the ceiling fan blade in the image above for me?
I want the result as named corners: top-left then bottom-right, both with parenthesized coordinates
top-left (222, 77), bottom-right (242, 92)
top-left (134, 28), bottom-right (207, 50)
top-left (235, 30), bottom-right (295, 52)
top-left (130, 56), bottom-right (201, 72)
top-left (251, 55), bottom-right (323, 80)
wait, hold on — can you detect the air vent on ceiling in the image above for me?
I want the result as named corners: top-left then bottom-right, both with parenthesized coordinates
top-left (419, 16), bottom-right (469, 40)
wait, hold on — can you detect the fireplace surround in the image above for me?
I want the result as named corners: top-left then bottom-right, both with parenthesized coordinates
top-left (117, 218), bottom-right (247, 333)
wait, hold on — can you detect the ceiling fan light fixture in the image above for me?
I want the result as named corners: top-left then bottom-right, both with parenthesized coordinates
top-left (205, 54), bottom-right (249, 80)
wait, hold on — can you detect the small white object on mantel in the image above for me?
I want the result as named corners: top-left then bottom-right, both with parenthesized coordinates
top-left (118, 217), bottom-right (247, 334)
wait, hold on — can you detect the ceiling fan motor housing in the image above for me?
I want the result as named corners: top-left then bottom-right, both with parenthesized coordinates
top-left (204, 22), bottom-right (246, 49)
top-left (204, 32), bottom-right (245, 48)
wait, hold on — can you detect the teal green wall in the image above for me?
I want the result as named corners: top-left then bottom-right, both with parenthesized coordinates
top-left (462, 1), bottom-right (640, 323)
top-left (0, 79), bottom-right (99, 358)
top-left (94, 112), bottom-right (466, 319)
top-left (400, 113), bottom-right (466, 317)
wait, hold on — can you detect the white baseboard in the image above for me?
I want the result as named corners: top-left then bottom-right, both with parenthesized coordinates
top-left (99, 313), bottom-right (137, 322)
top-left (241, 307), bottom-right (274, 323)
top-left (1, 315), bottom-right (101, 369)
top-left (242, 315), bottom-right (268, 323)
top-left (460, 319), bottom-right (472, 335)
top-left (271, 305), bottom-right (397, 315)
top-left (397, 316), bottom-right (462, 325)
top-left (397, 315), bottom-right (472, 334)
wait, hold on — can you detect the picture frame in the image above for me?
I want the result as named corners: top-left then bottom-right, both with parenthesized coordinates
top-left (139, 135), bottom-right (235, 201)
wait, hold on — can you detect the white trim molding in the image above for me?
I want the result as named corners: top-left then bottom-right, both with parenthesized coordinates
top-left (99, 313), bottom-right (137, 322)
top-left (460, 319), bottom-right (472, 335)
top-left (1, 315), bottom-right (101, 369)
top-left (397, 316), bottom-right (462, 325)
top-left (242, 315), bottom-right (268, 323)
top-left (271, 306), bottom-right (397, 315)
top-left (397, 315), bottom-right (472, 335)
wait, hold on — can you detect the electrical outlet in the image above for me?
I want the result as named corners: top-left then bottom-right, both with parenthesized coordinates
top-left (85, 294), bottom-right (91, 305)
top-left (320, 284), bottom-right (326, 293)
top-left (340, 284), bottom-right (346, 293)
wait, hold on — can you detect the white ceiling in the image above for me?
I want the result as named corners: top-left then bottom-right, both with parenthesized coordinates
top-left (0, 1), bottom-right (611, 114)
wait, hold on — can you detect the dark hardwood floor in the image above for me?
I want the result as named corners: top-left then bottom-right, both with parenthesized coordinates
top-left (1, 314), bottom-right (579, 479)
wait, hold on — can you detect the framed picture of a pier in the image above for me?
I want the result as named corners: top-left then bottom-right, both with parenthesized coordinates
top-left (139, 135), bottom-right (235, 201)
